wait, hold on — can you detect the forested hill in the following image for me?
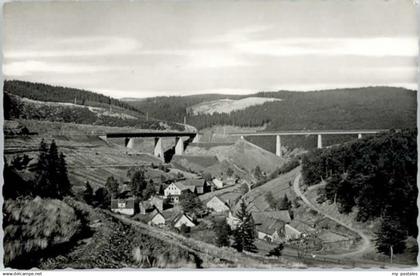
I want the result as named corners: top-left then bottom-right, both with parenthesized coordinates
top-left (127, 87), bottom-right (417, 131)
top-left (301, 129), bottom-right (417, 255)
top-left (4, 80), bottom-right (143, 114)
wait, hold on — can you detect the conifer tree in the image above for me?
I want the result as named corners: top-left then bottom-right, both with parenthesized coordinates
top-left (131, 169), bottom-right (147, 199)
top-left (232, 200), bottom-right (257, 253)
top-left (105, 176), bottom-right (119, 198)
top-left (83, 181), bottom-right (94, 204)
top-left (35, 139), bottom-right (54, 197)
top-left (58, 152), bottom-right (72, 196)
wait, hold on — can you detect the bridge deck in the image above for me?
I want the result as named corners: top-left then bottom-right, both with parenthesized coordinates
top-left (106, 132), bottom-right (197, 138)
top-left (229, 129), bottom-right (390, 136)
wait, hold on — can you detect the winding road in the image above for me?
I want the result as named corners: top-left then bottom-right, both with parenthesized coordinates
top-left (292, 171), bottom-right (372, 258)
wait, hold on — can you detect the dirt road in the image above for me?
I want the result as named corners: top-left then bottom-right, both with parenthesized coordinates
top-left (292, 171), bottom-right (372, 258)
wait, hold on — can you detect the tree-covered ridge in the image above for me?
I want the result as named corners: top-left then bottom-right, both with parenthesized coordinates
top-left (129, 87), bottom-right (417, 131)
top-left (4, 80), bottom-right (143, 114)
top-left (4, 93), bottom-right (184, 131)
top-left (301, 129), bottom-right (417, 255)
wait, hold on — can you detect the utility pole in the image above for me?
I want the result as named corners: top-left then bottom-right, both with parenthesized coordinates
top-left (184, 116), bottom-right (186, 125)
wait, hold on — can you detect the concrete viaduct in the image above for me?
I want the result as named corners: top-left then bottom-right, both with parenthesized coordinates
top-left (103, 131), bottom-right (197, 160)
top-left (229, 129), bottom-right (389, 158)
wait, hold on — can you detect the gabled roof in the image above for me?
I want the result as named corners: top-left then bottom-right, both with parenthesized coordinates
top-left (207, 196), bottom-right (228, 206)
top-left (177, 178), bottom-right (206, 187)
top-left (289, 219), bottom-right (316, 233)
top-left (252, 212), bottom-right (285, 235)
top-left (170, 182), bottom-right (189, 191)
top-left (174, 213), bottom-right (195, 225)
top-left (255, 210), bottom-right (292, 223)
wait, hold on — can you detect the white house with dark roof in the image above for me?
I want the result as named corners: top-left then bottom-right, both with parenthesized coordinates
top-left (164, 182), bottom-right (189, 203)
top-left (111, 198), bottom-right (135, 216)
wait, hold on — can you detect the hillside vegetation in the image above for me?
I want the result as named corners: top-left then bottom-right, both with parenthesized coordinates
top-left (5, 93), bottom-right (182, 131)
top-left (128, 87), bottom-right (416, 131)
top-left (301, 129), bottom-right (417, 256)
top-left (5, 80), bottom-right (142, 114)
top-left (3, 197), bottom-right (83, 268)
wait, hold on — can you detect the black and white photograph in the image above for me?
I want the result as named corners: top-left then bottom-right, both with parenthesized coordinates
top-left (1, 0), bottom-right (418, 272)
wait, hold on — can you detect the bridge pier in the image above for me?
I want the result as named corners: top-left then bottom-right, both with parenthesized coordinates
top-left (358, 133), bottom-right (362, 139)
top-left (175, 137), bottom-right (184, 155)
top-left (154, 137), bottom-right (164, 160)
top-left (125, 138), bottom-right (135, 149)
top-left (317, 134), bottom-right (323, 149)
top-left (275, 135), bottom-right (282, 157)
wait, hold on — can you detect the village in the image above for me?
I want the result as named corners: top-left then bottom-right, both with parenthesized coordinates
top-left (109, 167), bottom-right (311, 253)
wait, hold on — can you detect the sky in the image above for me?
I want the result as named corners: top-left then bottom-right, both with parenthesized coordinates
top-left (3, 0), bottom-right (418, 98)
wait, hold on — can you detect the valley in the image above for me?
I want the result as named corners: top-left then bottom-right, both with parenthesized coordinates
top-left (3, 81), bottom-right (417, 269)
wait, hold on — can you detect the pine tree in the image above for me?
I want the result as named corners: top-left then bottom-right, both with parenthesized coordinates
top-left (105, 176), bottom-right (119, 198)
top-left (215, 219), bottom-right (231, 247)
top-left (57, 152), bottom-right (72, 196)
top-left (83, 181), bottom-right (94, 204)
top-left (375, 214), bottom-right (408, 256)
top-left (131, 169), bottom-right (147, 199)
top-left (142, 179), bottom-right (156, 200)
top-left (47, 140), bottom-right (61, 198)
top-left (232, 200), bottom-right (257, 253)
top-left (34, 139), bottom-right (54, 198)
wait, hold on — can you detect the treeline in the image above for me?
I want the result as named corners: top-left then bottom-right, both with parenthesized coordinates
top-left (301, 129), bottom-right (417, 255)
top-left (128, 94), bottom-right (243, 123)
top-left (4, 80), bottom-right (143, 114)
top-left (4, 93), bottom-right (184, 131)
top-left (4, 139), bottom-right (72, 199)
top-left (130, 87), bottom-right (417, 131)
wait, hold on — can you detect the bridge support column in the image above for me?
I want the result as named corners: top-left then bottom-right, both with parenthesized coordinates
top-left (126, 138), bottom-right (135, 149)
top-left (358, 133), bottom-right (362, 139)
top-left (154, 137), bottom-right (164, 160)
top-left (175, 137), bottom-right (184, 155)
top-left (317, 134), bottom-right (323, 149)
top-left (192, 134), bottom-right (200, 143)
top-left (275, 135), bottom-right (282, 157)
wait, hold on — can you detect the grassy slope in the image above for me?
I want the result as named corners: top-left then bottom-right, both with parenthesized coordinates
top-left (184, 139), bottom-right (284, 174)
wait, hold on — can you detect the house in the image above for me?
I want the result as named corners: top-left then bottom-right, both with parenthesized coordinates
top-left (256, 210), bottom-right (292, 224)
top-left (150, 196), bottom-right (164, 212)
top-left (148, 209), bottom-right (166, 226)
top-left (111, 198), bottom-right (135, 216)
top-left (164, 179), bottom-right (210, 203)
top-left (252, 212), bottom-right (286, 243)
top-left (284, 224), bottom-right (302, 241)
top-left (212, 178), bottom-right (224, 189)
top-left (206, 196), bottom-right (230, 213)
top-left (178, 178), bottom-right (210, 194)
top-left (164, 182), bottom-right (189, 203)
top-left (225, 176), bottom-right (237, 186)
top-left (174, 213), bottom-right (196, 229)
top-left (289, 219), bottom-right (316, 236)
top-left (226, 211), bottom-right (241, 230)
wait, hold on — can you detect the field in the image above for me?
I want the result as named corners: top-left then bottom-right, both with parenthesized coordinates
top-left (189, 97), bottom-right (282, 115)
top-left (241, 168), bottom-right (299, 212)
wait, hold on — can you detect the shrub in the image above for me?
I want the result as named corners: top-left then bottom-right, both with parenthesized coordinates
top-left (3, 197), bottom-right (82, 267)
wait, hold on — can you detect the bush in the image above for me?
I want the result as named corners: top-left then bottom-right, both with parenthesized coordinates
top-left (3, 197), bottom-right (82, 267)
